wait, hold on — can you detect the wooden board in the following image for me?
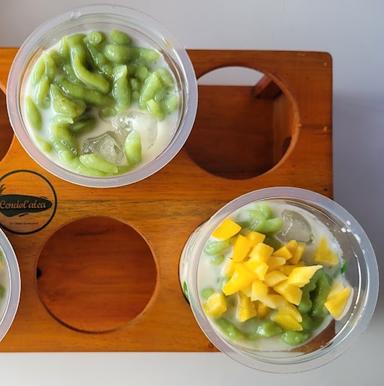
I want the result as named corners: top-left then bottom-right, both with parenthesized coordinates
top-left (0, 48), bottom-right (332, 351)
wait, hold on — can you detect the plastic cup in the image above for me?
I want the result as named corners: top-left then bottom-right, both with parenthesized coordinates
top-left (6, 5), bottom-right (197, 187)
top-left (0, 229), bottom-right (21, 342)
top-left (179, 187), bottom-right (379, 373)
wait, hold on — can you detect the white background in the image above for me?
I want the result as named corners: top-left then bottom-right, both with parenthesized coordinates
top-left (0, 0), bottom-right (383, 384)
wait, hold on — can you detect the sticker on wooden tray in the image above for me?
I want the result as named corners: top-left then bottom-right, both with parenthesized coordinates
top-left (0, 170), bottom-right (57, 234)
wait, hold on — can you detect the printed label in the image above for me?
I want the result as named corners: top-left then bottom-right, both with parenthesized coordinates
top-left (0, 170), bottom-right (57, 234)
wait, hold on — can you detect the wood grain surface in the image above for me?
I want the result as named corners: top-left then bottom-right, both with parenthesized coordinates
top-left (0, 48), bottom-right (332, 352)
top-left (37, 217), bottom-right (157, 333)
top-left (0, 91), bottom-right (13, 161)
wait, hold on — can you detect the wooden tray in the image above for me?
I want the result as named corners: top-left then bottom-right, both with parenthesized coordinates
top-left (0, 48), bottom-right (332, 352)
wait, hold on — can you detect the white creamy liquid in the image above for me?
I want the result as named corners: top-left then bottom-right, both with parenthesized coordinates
top-left (197, 200), bottom-right (348, 352)
top-left (22, 31), bottom-right (180, 173)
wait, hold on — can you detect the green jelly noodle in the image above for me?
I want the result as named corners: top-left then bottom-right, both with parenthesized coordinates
top-left (198, 200), bottom-right (353, 349)
top-left (23, 29), bottom-right (180, 177)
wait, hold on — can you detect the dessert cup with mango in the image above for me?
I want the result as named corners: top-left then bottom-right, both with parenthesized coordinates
top-left (179, 187), bottom-right (379, 372)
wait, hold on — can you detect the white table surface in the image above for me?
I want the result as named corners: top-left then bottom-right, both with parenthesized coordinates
top-left (0, 0), bottom-right (383, 384)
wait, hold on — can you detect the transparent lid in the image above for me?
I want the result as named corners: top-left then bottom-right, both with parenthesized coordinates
top-left (184, 187), bottom-right (379, 373)
top-left (7, 5), bottom-right (197, 187)
top-left (0, 229), bottom-right (20, 342)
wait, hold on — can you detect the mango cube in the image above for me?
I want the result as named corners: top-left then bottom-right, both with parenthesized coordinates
top-left (223, 259), bottom-right (236, 277)
top-left (274, 281), bottom-right (302, 305)
top-left (314, 238), bottom-right (339, 266)
top-left (264, 270), bottom-right (288, 287)
top-left (324, 286), bottom-right (352, 320)
top-left (248, 243), bottom-right (274, 263)
top-left (273, 246), bottom-right (292, 260)
top-left (286, 240), bottom-right (298, 253)
top-left (268, 256), bottom-right (286, 271)
top-left (259, 294), bottom-right (286, 309)
top-left (278, 262), bottom-right (304, 276)
top-left (236, 292), bottom-right (257, 322)
top-left (212, 219), bottom-right (241, 240)
top-left (223, 263), bottom-right (255, 295)
top-left (246, 231), bottom-right (266, 246)
top-left (271, 311), bottom-right (303, 331)
top-left (245, 259), bottom-right (269, 280)
top-left (279, 303), bottom-right (302, 322)
top-left (240, 285), bottom-right (252, 298)
top-left (203, 292), bottom-right (227, 318)
top-left (328, 280), bottom-right (344, 297)
top-left (232, 235), bottom-right (252, 262)
top-left (287, 265), bottom-right (323, 287)
top-left (290, 242), bottom-right (305, 264)
top-left (257, 302), bottom-right (271, 318)
top-left (250, 280), bottom-right (268, 301)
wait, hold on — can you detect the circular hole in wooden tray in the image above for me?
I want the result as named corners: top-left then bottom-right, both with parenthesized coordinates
top-left (0, 90), bottom-right (14, 162)
top-left (37, 217), bottom-right (157, 333)
top-left (185, 66), bottom-right (297, 179)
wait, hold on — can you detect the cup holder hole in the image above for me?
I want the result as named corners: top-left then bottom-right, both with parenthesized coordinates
top-left (185, 66), bottom-right (297, 179)
top-left (37, 216), bottom-right (157, 333)
top-left (0, 91), bottom-right (14, 162)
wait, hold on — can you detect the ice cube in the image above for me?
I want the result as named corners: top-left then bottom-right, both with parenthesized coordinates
top-left (82, 132), bottom-right (125, 165)
top-left (276, 210), bottom-right (313, 243)
top-left (112, 110), bottom-right (158, 151)
top-left (111, 114), bottom-right (133, 132)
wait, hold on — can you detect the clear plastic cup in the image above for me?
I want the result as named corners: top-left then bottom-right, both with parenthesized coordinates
top-left (179, 187), bottom-right (379, 373)
top-left (0, 229), bottom-right (21, 342)
top-left (6, 5), bottom-right (197, 187)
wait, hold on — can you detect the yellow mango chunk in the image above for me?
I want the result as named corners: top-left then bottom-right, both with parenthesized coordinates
top-left (257, 302), bottom-right (271, 318)
top-left (236, 292), bottom-right (257, 322)
top-left (290, 242), bottom-right (305, 264)
top-left (212, 219), bottom-right (241, 240)
top-left (286, 240), bottom-right (298, 253)
top-left (240, 285), bottom-right (252, 298)
top-left (259, 294), bottom-right (286, 309)
top-left (264, 270), bottom-right (287, 287)
top-left (328, 280), bottom-right (344, 297)
top-left (223, 264), bottom-right (255, 295)
top-left (274, 281), bottom-right (302, 305)
top-left (250, 280), bottom-right (268, 301)
top-left (255, 262), bottom-right (269, 280)
top-left (271, 311), bottom-right (303, 331)
top-left (287, 265), bottom-right (323, 287)
top-left (203, 293), bottom-right (227, 318)
top-left (273, 246), bottom-right (292, 260)
top-left (246, 231), bottom-right (266, 246)
top-left (325, 286), bottom-right (352, 320)
top-left (314, 237), bottom-right (339, 266)
top-left (268, 256), bottom-right (286, 271)
top-left (245, 259), bottom-right (269, 280)
top-left (279, 303), bottom-right (302, 322)
top-left (278, 262), bottom-right (304, 276)
top-left (223, 259), bottom-right (236, 277)
top-left (248, 243), bottom-right (274, 263)
top-left (232, 235), bottom-right (252, 262)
